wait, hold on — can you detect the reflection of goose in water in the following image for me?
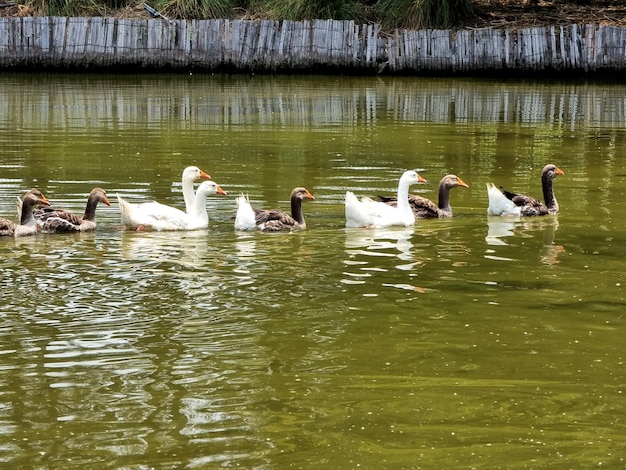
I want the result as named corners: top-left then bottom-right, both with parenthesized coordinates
top-left (119, 230), bottom-right (226, 302)
top-left (232, 232), bottom-right (257, 287)
top-left (120, 230), bottom-right (211, 268)
top-left (532, 218), bottom-right (564, 265)
top-left (485, 216), bottom-right (564, 264)
top-left (485, 218), bottom-right (517, 246)
top-left (344, 226), bottom-right (418, 271)
top-left (343, 227), bottom-right (433, 296)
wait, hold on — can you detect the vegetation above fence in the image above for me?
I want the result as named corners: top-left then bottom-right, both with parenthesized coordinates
top-left (5, 1), bottom-right (626, 32)
top-left (1, 0), bottom-right (476, 30)
top-left (1, 16), bottom-right (625, 74)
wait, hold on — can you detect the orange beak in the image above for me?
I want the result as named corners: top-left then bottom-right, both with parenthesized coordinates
top-left (200, 169), bottom-right (211, 179)
top-left (216, 185), bottom-right (227, 196)
top-left (305, 190), bottom-right (316, 200)
top-left (418, 174), bottom-right (427, 183)
top-left (457, 177), bottom-right (469, 188)
top-left (555, 167), bottom-right (565, 176)
top-left (103, 196), bottom-right (111, 206)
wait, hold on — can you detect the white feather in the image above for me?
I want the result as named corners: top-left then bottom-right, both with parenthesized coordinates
top-left (486, 183), bottom-right (521, 217)
top-left (234, 194), bottom-right (257, 231)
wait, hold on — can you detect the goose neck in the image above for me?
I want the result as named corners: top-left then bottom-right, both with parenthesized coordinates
top-left (291, 197), bottom-right (305, 225)
top-left (542, 174), bottom-right (558, 210)
top-left (182, 177), bottom-right (195, 214)
top-left (395, 179), bottom-right (415, 216)
top-left (19, 199), bottom-right (37, 226)
top-left (437, 183), bottom-right (452, 213)
top-left (83, 197), bottom-right (99, 222)
top-left (189, 192), bottom-right (210, 221)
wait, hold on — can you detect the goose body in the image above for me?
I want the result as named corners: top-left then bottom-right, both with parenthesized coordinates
top-left (345, 170), bottom-right (426, 228)
top-left (1, 188), bottom-right (50, 237)
top-left (377, 174), bottom-right (468, 218)
top-left (235, 187), bottom-right (315, 232)
top-left (487, 164), bottom-right (564, 217)
top-left (35, 187), bottom-right (111, 233)
top-left (118, 181), bottom-right (227, 231)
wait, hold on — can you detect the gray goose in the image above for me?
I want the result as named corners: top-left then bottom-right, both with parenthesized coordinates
top-left (34, 187), bottom-right (111, 232)
top-left (487, 164), bottom-right (564, 217)
top-left (0, 188), bottom-right (50, 237)
top-left (235, 187), bottom-right (315, 232)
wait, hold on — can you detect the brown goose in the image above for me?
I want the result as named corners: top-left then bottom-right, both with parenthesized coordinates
top-left (376, 174), bottom-right (468, 218)
top-left (35, 187), bottom-right (111, 232)
top-left (487, 164), bottom-right (564, 217)
top-left (235, 187), bottom-right (315, 232)
top-left (0, 188), bottom-right (50, 237)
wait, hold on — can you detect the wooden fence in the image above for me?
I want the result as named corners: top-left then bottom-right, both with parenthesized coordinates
top-left (1, 16), bottom-right (625, 73)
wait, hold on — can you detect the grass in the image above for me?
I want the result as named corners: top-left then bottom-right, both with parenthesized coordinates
top-left (251, 0), bottom-right (366, 21)
top-left (154, 0), bottom-right (239, 19)
top-left (376, 0), bottom-right (474, 29)
top-left (20, 0), bottom-right (473, 28)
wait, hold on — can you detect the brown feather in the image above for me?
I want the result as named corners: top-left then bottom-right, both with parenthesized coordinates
top-left (500, 164), bottom-right (564, 217)
top-left (37, 187), bottom-right (110, 233)
top-left (252, 187), bottom-right (315, 232)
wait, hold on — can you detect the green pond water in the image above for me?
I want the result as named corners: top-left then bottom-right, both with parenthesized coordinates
top-left (0, 73), bottom-right (625, 468)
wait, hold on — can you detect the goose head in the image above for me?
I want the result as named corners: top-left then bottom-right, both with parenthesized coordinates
top-left (400, 170), bottom-right (428, 186)
top-left (89, 187), bottom-right (111, 206)
top-left (291, 187), bottom-right (316, 202)
top-left (20, 188), bottom-right (51, 225)
top-left (183, 166), bottom-right (211, 182)
top-left (441, 174), bottom-right (469, 190)
top-left (196, 181), bottom-right (227, 198)
top-left (542, 164), bottom-right (564, 181)
top-left (23, 188), bottom-right (51, 207)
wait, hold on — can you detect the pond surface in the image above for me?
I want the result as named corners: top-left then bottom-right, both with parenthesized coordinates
top-left (0, 73), bottom-right (625, 468)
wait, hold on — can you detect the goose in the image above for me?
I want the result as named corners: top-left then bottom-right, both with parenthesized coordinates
top-left (345, 170), bottom-right (427, 228)
top-left (235, 187), bottom-right (315, 232)
top-left (180, 166), bottom-right (211, 214)
top-left (33, 187), bottom-right (111, 233)
top-left (117, 180), bottom-right (227, 231)
top-left (376, 174), bottom-right (468, 218)
top-left (1, 188), bottom-right (50, 237)
top-left (487, 164), bottom-right (564, 217)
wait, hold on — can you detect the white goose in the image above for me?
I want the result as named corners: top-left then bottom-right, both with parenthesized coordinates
top-left (117, 181), bottom-right (227, 231)
top-left (345, 170), bottom-right (427, 228)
